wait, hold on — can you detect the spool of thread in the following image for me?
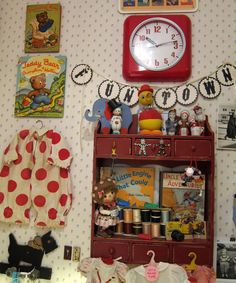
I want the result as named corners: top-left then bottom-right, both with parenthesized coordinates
top-left (133, 223), bottom-right (142, 235)
top-left (151, 223), bottom-right (160, 238)
top-left (151, 209), bottom-right (161, 217)
top-left (123, 208), bottom-right (133, 223)
top-left (161, 209), bottom-right (170, 223)
top-left (151, 216), bottom-right (161, 223)
top-left (141, 209), bottom-right (151, 222)
top-left (142, 222), bottom-right (151, 235)
top-left (118, 208), bottom-right (124, 220)
top-left (160, 223), bottom-right (166, 236)
top-left (116, 221), bottom-right (123, 233)
top-left (123, 222), bottom-right (133, 234)
top-left (133, 209), bottom-right (141, 223)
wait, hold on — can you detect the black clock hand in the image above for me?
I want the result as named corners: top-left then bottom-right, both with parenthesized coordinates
top-left (145, 36), bottom-right (158, 46)
top-left (149, 41), bottom-right (176, 48)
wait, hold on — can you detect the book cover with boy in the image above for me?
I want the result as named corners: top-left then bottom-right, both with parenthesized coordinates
top-left (15, 55), bottom-right (66, 118)
top-left (25, 3), bottom-right (61, 53)
top-left (100, 167), bottom-right (155, 208)
top-left (160, 172), bottom-right (205, 221)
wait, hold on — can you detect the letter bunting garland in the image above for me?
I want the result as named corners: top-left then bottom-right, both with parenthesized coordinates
top-left (71, 63), bottom-right (236, 109)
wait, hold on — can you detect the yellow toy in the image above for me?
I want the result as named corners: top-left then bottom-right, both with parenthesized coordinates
top-left (138, 85), bottom-right (163, 135)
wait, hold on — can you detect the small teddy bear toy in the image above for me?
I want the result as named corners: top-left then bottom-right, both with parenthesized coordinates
top-left (92, 178), bottom-right (119, 238)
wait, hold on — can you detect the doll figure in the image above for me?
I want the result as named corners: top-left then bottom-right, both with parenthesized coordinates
top-left (193, 105), bottom-right (206, 125)
top-left (138, 85), bottom-right (163, 135)
top-left (166, 109), bottom-right (178, 136)
top-left (178, 110), bottom-right (190, 136)
top-left (108, 99), bottom-right (123, 134)
top-left (193, 105), bottom-right (206, 135)
top-left (92, 178), bottom-right (119, 238)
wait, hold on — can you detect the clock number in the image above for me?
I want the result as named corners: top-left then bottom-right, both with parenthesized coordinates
top-left (171, 34), bottom-right (175, 40)
top-left (164, 58), bottom-right (168, 65)
top-left (146, 29), bottom-right (151, 34)
top-left (174, 41), bottom-right (179, 49)
top-left (154, 25), bottom-right (161, 33)
top-left (139, 35), bottom-right (145, 41)
top-left (155, 60), bottom-right (159, 66)
top-left (171, 52), bottom-right (176, 58)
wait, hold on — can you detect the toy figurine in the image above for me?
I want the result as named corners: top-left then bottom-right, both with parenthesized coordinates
top-left (109, 99), bottom-right (123, 134)
top-left (178, 110), bottom-right (190, 136)
top-left (84, 98), bottom-right (132, 134)
top-left (138, 85), bottom-right (163, 135)
top-left (0, 232), bottom-right (58, 280)
top-left (154, 139), bottom-right (170, 156)
top-left (181, 166), bottom-right (202, 186)
top-left (138, 84), bottom-right (154, 110)
top-left (193, 105), bottom-right (206, 135)
top-left (165, 109), bottom-right (178, 136)
top-left (134, 138), bottom-right (151, 156)
top-left (92, 178), bottom-right (119, 238)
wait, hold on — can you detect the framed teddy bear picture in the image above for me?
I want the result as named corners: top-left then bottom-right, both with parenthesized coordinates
top-left (25, 3), bottom-right (61, 53)
top-left (15, 55), bottom-right (66, 118)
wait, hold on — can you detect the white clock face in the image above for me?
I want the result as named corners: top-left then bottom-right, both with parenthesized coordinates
top-left (129, 17), bottom-right (186, 71)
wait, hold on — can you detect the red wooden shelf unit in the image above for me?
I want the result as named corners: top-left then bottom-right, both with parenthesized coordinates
top-left (91, 115), bottom-right (215, 266)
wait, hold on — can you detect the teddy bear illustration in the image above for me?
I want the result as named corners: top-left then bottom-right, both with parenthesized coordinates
top-left (29, 12), bottom-right (57, 49)
top-left (36, 11), bottom-right (54, 33)
top-left (24, 73), bottom-right (51, 109)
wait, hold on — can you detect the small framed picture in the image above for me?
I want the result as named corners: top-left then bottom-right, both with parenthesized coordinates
top-left (217, 104), bottom-right (236, 150)
top-left (216, 242), bottom-right (236, 281)
top-left (119, 0), bottom-right (198, 13)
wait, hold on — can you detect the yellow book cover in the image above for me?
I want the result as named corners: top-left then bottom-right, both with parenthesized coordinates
top-left (100, 167), bottom-right (155, 208)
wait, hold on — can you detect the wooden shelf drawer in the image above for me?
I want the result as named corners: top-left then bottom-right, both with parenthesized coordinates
top-left (173, 244), bottom-right (211, 265)
top-left (174, 140), bottom-right (212, 157)
top-left (134, 138), bottom-right (171, 157)
top-left (131, 243), bottom-right (170, 264)
top-left (91, 241), bottom-right (130, 262)
top-left (96, 138), bottom-right (132, 156)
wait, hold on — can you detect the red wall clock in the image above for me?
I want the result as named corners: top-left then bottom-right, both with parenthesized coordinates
top-left (123, 15), bottom-right (191, 82)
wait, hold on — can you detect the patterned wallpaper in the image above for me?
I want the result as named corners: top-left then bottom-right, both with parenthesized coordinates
top-left (0, 0), bottom-right (235, 282)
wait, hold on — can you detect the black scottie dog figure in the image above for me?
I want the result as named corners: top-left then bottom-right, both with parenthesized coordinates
top-left (5, 231), bottom-right (58, 280)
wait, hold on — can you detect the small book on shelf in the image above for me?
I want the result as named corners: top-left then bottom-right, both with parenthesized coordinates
top-left (160, 171), bottom-right (205, 222)
top-left (100, 167), bottom-right (156, 208)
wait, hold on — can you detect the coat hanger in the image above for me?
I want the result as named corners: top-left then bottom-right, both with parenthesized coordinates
top-left (147, 250), bottom-right (156, 265)
top-left (145, 250), bottom-right (160, 281)
top-left (184, 252), bottom-right (197, 271)
top-left (36, 119), bottom-right (44, 129)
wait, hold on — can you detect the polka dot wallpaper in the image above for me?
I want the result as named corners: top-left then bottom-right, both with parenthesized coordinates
top-left (0, 0), bottom-right (235, 282)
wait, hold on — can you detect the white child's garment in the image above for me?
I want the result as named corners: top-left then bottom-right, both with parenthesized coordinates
top-left (78, 257), bottom-right (128, 283)
top-left (125, 262), bottom-right (190, 283)
top-left (0, 127), bottom-right (72, 227)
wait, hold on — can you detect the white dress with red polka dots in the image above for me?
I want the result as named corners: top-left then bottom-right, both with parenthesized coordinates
top-left (0, 127), bottom-right (73, 227)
